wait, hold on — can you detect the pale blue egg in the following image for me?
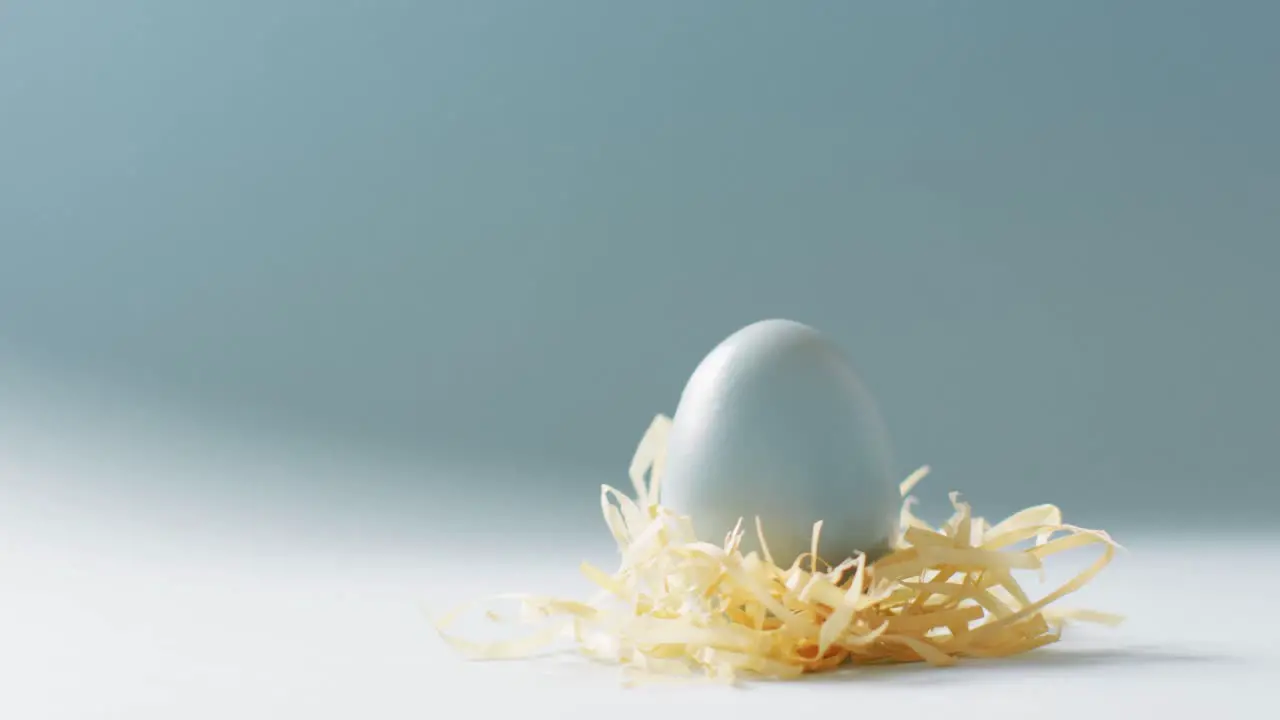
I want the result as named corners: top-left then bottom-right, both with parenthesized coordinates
top-left (661, 319), bottom-right (899, 566)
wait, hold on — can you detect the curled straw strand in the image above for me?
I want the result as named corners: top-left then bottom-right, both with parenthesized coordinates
top-left (435, 415), bottom-right (1122, 685)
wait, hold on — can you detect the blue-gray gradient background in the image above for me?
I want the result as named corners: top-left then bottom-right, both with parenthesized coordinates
top-left (2, 1), bottom-right (1278, 561)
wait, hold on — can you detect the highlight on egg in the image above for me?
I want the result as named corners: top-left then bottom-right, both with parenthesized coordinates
top-left (434, 318), bottom-right (1123, 684)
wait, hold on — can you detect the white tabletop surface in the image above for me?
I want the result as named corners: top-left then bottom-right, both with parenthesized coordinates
top-left (1, 512), bottom-right (1273, 720)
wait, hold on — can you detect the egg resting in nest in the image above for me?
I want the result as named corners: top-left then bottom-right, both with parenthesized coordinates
top-left (434, 414), bottom-right (1122, 685)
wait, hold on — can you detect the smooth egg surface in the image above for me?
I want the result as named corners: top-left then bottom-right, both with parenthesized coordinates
top-left (660, 319), bottom-right (899, 565)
